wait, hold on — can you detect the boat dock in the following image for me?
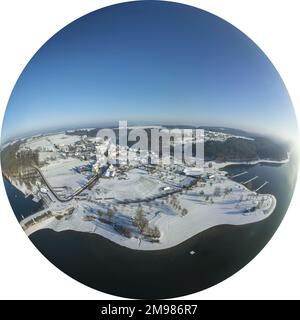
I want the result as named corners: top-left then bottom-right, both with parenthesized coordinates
top-left (230, 171), bottom-right (248, 178)
top-left (242, 176), bottom-right (258, 184)
top-left (255, 181), bottom-right (269, 192)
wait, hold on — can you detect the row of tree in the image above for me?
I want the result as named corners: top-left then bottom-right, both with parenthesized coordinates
top-left (133, 207), bottom-right (161, 239)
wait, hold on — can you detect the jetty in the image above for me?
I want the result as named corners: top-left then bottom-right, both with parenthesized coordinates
top-left (242, 176), bottom-right (258, 184)
top-left (255, 181), bottom-right (269, 192)
top-left (230, 171), bottom-right (248, 178)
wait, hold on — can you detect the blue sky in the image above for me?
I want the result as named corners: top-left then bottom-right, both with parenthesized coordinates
top-left (1, 0), bottom-right (298, 142)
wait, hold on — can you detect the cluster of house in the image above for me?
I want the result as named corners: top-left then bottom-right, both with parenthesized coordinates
top-left (54, 136), bottom-right (97, 161)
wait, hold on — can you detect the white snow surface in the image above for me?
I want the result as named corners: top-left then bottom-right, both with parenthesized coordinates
top-left (21, 162), bottom-right (277, 251)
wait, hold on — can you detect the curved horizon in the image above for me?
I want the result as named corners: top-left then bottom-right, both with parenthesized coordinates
top-left (1, 1), bottom-right (298, 144)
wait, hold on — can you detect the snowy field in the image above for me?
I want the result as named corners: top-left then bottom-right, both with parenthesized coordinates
top-left (40, 158), bottom-right (89, 191)
top-left (24, 133), bottom-right (82, 150)
top-left (96, 169), bottom-right (168, 201)
top-left (24, 136), bottom-right (55, 151)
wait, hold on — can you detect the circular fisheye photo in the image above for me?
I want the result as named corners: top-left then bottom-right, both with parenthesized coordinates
top-left (0, 1), bottom-right (298, 299)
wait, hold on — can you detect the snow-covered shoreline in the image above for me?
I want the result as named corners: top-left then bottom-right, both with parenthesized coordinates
top-left (22, 193), bottom-right (276, 251)
top-left (213, 155), bottom-right (290, 170)
top-left (20, 158), bottom-right (280, 251)
top-left (21, 191), bottom-right (277, 251)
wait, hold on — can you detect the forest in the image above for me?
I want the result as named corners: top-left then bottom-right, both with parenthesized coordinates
top-left (204, 137), bottom-right (288, 162)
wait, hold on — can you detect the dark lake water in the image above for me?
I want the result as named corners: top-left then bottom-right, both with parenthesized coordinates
top-left (4, 154), bottom-right (298, 299)
top-left (3, 177), bottom-right (42, 222)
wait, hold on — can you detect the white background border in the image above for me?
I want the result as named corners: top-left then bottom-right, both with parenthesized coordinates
top-left (0, 0), bottom-right (299, 300)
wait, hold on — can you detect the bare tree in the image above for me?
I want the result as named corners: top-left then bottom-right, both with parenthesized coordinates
top-left (256, 201), bottom-right (262, 209)
top-left (107, 208), bottom-right (114, 222)
top-left (224, 187), bottom-right (231, 197)
top-left (97, 209), bottom-right (104, 218)
top-left (133, 208), bottom-right (148, 233)
top-left (151, 226), bottom-right (161, 238)
top-left (213, 186), bottom-right (221, 197)
top-left (181, 208), bottom-right (188, 216)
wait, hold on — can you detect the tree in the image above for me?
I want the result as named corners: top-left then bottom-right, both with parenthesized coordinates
top-left (224, 187), bottom-right (231, 197)
top-left (152, 226), bottom-right (161, 239)
top-left (114, 224), bottom-right (132, 238)
top-left (107, 208), bottom-right (114, 222)
top-left (256, 201), bottom-right (262, 209)
top-left (181, 208), bottom-right (188, 216)
top-left (97, 209), bottom-right (104, 218)
top-left (213, 186), bottom-right (221, 197)
top-left (133, 208), bottom-right (148, 233)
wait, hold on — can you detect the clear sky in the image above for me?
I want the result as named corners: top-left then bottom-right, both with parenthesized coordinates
top-left (1, 0), bottom-right (298, 143)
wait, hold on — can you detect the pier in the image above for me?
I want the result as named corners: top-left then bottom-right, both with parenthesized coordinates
top-left (242, 176), bottom-right (258, 184)
top-left (255, 181), bottom-right (269, 192)
top-left (230, 171), bottom-right (248, 178)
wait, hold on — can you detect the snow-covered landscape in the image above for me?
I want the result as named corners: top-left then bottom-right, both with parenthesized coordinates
top-left (2, 128), bottom-right (285, 250)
